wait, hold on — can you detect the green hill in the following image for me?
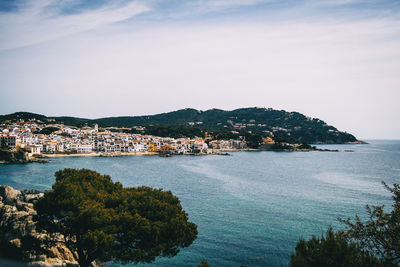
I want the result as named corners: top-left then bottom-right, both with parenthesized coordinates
top-left (0, 108), bottom-right (358, 144)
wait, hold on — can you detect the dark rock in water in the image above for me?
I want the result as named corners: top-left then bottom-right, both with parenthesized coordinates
top-left (0, 185), bottom-right (84, 266)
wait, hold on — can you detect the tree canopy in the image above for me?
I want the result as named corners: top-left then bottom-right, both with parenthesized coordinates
top-left (35, 168), bottom-right (198, 267)
top-left (39, 127), bottom-right (60, 135)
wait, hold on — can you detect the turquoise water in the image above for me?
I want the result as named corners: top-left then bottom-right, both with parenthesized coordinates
top-left (1, 140), bottom-right (400, 266)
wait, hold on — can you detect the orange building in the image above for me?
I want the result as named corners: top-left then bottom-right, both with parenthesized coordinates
top-left (262, 137), bottom-right (275, 144)
top-left (149, 143), bottom-right (158, 152)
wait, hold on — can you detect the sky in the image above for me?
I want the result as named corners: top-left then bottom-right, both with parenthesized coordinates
top-left (0, 0), bottom-right (399, 139)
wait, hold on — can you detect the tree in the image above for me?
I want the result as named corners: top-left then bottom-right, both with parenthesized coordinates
top-left (339, 182), bottom-right (400, 266)
top-left (290, 227), bottom-right (380, 267)
top-left (291, 182), bottom-right (400, 267)
top-left (35, 168), bottom-right (197, 267)
top-left (39, 127), bottom-right (60, 135)
top-left (245, 132), bottom-right (263, 149)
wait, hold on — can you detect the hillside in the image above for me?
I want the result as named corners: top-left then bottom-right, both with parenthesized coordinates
top-left (0, 108), bottom-right (358, 144)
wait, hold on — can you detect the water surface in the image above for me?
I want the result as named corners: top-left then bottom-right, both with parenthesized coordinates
top-left (1, 140), bottom-right (399, 266)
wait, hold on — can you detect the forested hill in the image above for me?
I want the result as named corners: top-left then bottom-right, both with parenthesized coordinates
top-left (0, 108), bottom-right (358, 144)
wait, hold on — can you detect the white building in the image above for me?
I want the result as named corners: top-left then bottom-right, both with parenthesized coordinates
top-left (71, 143), bottom-right (92, 153)
top-left (29, 145), bottom-right (41, 155)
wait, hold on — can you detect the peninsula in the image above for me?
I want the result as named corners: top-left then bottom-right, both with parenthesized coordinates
top-left (0, 107), bottom-right (362, 162)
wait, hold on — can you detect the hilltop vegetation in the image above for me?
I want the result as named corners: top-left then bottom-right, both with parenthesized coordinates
top-left (0, 108), bottom-right (357, 144)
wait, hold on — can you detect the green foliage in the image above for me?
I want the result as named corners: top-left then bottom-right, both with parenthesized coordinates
top-left (124, 125), bottom-right (243, 140)
top-left (270, 143), bottom-right (295, 151)
top-left (0, 149), bottom-right (12, 161)
top-left (290, 227), bottom-right (380, 267)
top-left (291, 182), bottom-right (400, 267)
top-left (209, 128), bottom-right (241, 140)
top-left (39, 127), bottom-right (60, 135)
top-left (94, 107), bottom-right (357, 143)
top-left (0, 148), bottom-right (28, 162)
top-left (14, 148), bottom-right (27, 160)
top-left (0, 112), bottom-right (89, 127)
top-left (35, 168), bottom-right (197, 267)
top-left (53, 116), bottom-right (88, 127)
top-left (245, 132), bottom-right (263, 149)
top-left (273, 135), bottom-right (298, 144)
top-left (0, 112), bottom-right (48, 122)
top-left (60, 132), bottom-right (72, 137)
top-left (0, 107), bottom-right (358, 144)
top-left (297, 143), bottom-right (312, 150)
top-left (140, 125), bottom-right (204, 139)
top-left (339, 182), bottom-right (400, 266)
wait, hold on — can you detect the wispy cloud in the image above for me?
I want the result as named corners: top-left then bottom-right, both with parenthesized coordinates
top-left (0, 0), bottom-right (150, 50)
top-left (2, 0), bottom-right (398, 51)
top-left (319, 0), bottom-right (364, 6)
top-left (0, 0), bottom-right (400, 138)
top-left (202, 0), bottom-right (273, 8)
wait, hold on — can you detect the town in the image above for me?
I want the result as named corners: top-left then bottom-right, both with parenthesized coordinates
top-left (0, 119), bottom-right (275, 160)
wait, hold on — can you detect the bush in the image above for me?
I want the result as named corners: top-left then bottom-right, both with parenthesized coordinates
top-left (291, 182), bottom-right (400, 267)
top-left (290, 227), bottom-right (380, 267)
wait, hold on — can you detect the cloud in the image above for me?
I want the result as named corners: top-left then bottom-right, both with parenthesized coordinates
top-left (183, 0), bottom-right (276, 15)
top-left (0, 0), bottom-right (150, 51)
top-left (0, 0), bottom-right (399, 138)
top-left (1, 17), bottom-right (399, 137)
top-left (1, 0), bottom-right (397, 52)
top-left (318, 0), bottom-right (363, 6)
top-left (203, 0), bottom-right (273, 8)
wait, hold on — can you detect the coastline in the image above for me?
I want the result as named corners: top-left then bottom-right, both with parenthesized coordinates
top-left (42, 151), bottom-right (159, 158)
top-left (38, 146), bottom-right (339, 159)
top-left (0, 144), bottom-right (364, 161)
top-left (39, 149), bottom-right (241, 158)
top-left (218, 148), bottom-right (259, 152)
top-left (3, 143), bottom-right (364, 163)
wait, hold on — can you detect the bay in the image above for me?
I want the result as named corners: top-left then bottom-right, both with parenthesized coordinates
top-left (1, 140), bottom-right (399, 266)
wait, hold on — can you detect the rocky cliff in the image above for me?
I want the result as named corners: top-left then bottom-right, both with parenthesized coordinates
top-left (0, 185), bottom-right (79, 266)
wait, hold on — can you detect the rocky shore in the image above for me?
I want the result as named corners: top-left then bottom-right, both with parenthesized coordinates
top-left (0, 186), bottom-right (82, 266)
top-left (0, 150), bottom-right (48, 164)
top-left (0, 158), bottom-right (49, 164)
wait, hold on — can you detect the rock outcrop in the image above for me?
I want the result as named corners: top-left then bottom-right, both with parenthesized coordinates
top-left (0, 185), bottom-right (21, 204)
top-left (0, 185), bottom-right (78, 266)
top-left (0, 149), bottom-right (49, 165)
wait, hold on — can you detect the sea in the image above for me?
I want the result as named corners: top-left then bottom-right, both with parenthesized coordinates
top-left (1, 140), bottom-right (399, 266)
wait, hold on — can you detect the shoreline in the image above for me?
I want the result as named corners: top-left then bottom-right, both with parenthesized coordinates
top-left (39, 149), bottom-right (243, 158)
top-left (2, 144), bottom-right (362, 163)
top-left (42, 151), bottom-right (159, 158)
top-left (38, 147), bottom-right (339, 159)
